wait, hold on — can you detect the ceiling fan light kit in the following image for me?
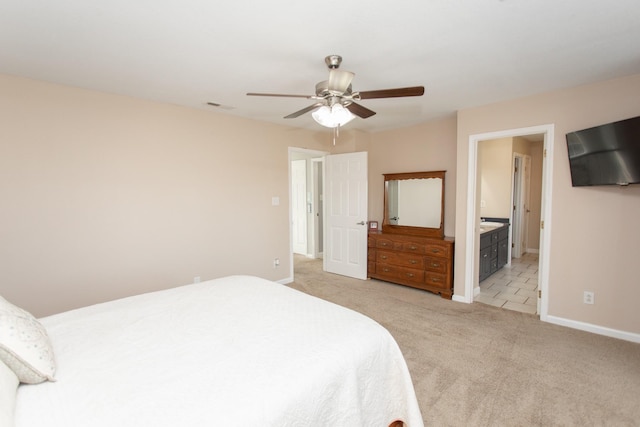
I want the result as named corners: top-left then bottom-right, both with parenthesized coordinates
top-left (247, 55), bottom-right (424, 135)
top-left (311, 103), bottom-right (355, 128)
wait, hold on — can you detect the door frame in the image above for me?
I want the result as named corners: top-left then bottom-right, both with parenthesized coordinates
top-left (511, 155), bottom-right (523, 259)
top-left (291, 159), bottom-right (308, 256)
top-left (462, 124), bottom-right (554, 320)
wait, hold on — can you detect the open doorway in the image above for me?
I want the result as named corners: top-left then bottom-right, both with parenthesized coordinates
top-left (288, 147), bottom-right (328, 280)
top-left (476, 137), bottom-right (542, 314)
top-left (464, 124), bottom-right (554, 320)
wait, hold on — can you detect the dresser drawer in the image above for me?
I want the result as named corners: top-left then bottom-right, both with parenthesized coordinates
top-left (377, 250), bottom-right (425, 269)
top-left (401, 241), bottom-right (426, 254)
top-left (376, 264), bottom-right (424, 285)
top-left (375, 238), bottom-right (402, 250)
top-left (425, 242), bottom-right (450, 258)
top-left (425, 272), bottom-right (449, 290)
top-left (424, 256), bottom-right (448, 274)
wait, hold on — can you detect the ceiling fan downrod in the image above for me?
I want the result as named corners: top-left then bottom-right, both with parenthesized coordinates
top-left (325, 55), bottom-right (342, 69)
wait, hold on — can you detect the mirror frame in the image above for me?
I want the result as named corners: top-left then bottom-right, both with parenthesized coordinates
top-left (382, 170), bottom-right (445, 239)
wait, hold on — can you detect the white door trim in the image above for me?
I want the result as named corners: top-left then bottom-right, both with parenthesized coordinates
top-left (462, 124), bottom-right (554, 320)
top-left (291, 159), bottom-right (308, 255)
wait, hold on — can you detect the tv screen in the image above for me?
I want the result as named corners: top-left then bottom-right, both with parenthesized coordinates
top-left (566, 115), bottom-right (640, 186)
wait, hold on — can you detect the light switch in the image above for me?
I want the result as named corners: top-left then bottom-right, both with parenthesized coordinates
top-left (272, 196), bottom-right (280, 206)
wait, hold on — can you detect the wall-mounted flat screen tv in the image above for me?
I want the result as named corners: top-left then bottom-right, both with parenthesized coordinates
top-left (566, 115), bottom-right (640, 186)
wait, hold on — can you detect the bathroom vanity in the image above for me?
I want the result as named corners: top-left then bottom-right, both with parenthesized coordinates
top-left (368, 171), bottom-right (454, 299)
top-left (479, 219), bottom-right (510, 282)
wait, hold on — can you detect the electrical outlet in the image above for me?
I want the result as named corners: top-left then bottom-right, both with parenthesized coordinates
top-left (583, 291), bottom-right (594, 305)
top-left (194, 276), bottom-right (201, 284)
top-left (273, 258), bottom-right (280, 268)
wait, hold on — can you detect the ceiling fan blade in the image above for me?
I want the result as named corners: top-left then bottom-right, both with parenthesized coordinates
top-left (284, 102), bottom-right (324, 119)
top-left (328, 70), bottom-right (355, 93)
top-left (346, 102), bottom-right (376, 119)
top-left (247, 92), bottom-right (313, 99)
top-left (357, 86), bottom-right (425, 100)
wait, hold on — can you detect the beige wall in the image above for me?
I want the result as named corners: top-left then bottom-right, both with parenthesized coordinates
top-left (479, 138), bottom-right (513, 218)
top-left (455, 73), bottom-right (640, 335)
top-left (0, 74), bottom-right (330, 317)
top-left (368, 116), bottom-right (458, 236)
top-left (4, 70), bottom-right (639, 338)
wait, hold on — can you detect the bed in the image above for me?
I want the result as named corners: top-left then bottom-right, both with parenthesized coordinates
top-left (1, 275), bottom-right (423, 426)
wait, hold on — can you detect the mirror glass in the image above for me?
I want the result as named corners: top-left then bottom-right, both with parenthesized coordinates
top-left (382, 171), bottom-right (445, 238)
top-left (387, 178), bottom-right (442, 228)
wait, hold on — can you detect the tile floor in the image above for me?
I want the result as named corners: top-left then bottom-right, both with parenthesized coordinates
top-left (476, 252), bottom-right (539, 314)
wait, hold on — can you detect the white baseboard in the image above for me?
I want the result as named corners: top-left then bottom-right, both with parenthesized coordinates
top-left (526, 248), bottom-right (539, 254)
top-left (276, 276), bottom-right (293, 285)
top-left (546, 315), bottom-right (640, 344)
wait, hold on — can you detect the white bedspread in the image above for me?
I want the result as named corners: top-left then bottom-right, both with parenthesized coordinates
top-left (15, 275), bottom-right (423, 427)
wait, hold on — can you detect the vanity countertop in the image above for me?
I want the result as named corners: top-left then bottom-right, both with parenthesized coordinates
top-left (479, 221), bottom-right (508, 234)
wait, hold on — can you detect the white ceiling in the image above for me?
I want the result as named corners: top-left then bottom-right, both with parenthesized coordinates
top-left (2, 0), bottom-right (640, 133)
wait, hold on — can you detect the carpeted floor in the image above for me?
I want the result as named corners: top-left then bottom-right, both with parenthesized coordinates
top-left (288, 256), bottom-right (640, 426)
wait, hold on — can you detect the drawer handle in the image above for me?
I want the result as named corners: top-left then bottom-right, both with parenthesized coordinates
top-left (431, 262), bottom-right (440, 268)
top-left (381, 242), bottom-right (389, 246)
top-left (409, 260), bottom-right (418, 264)
top-left (383, 268), bottom-right (390, 272)
top-left (431, 277), bottom-right (442, 282)
top-left (381, 255), bottom-right (387, 260)
top-left (409, 245), bottom-right (417, 250)
top-left (406, 273), bottom-right (414, 278)
top-left (431, 249), bottom-right (441, 254)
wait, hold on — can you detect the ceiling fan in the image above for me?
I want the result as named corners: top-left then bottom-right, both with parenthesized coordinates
top-left (247, 55), bottom-right (424, 129)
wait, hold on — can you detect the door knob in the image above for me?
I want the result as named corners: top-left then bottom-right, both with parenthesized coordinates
top-left (356, 221), bottom-right (366, 225)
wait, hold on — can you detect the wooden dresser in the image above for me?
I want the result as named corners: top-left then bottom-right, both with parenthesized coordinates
top-left (368, 231), bottom-right (454, 299)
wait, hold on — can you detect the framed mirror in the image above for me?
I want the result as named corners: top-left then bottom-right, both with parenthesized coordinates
top-left (382, 171), bottom-right (445, 238)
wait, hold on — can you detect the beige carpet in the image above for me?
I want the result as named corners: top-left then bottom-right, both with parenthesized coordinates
top-left (288, 256), bottom-right (640, 426)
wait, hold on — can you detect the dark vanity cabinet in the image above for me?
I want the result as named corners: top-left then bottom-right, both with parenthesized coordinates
top-left (479, 222), bottom-right (509, 282)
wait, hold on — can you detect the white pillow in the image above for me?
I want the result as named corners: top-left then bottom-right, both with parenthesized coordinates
top-left (0, 296), bottom-right (56, 384)
top-left (0, 359), bottom-right (19, 427)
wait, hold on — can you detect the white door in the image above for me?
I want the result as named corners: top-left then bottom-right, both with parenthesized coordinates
top-left (324, 151), bottom-right (368, 279)
top-left (522, 155), bottom-right (532, 254)
top-left (291, 159), bottom-right (307, 255)
top-left (312, 158), bottom-right (324, 258)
